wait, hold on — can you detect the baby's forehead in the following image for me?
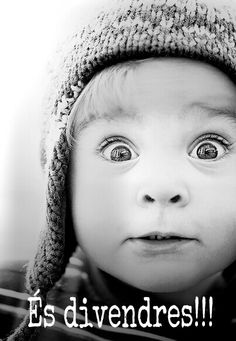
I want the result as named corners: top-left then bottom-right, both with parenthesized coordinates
top-left (70, 57), bottom-right (236, 135)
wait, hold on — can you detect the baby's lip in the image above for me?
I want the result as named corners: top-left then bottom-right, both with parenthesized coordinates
top-left (126, 231), bottom-right (199, 257)
top-left (127, 230), bottom-right (197, 241)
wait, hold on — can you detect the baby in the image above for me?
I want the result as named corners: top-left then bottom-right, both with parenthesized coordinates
top-left (69, 56), bottom-right (236, 299)
top-left (1, 0), bottom-right (236, 340)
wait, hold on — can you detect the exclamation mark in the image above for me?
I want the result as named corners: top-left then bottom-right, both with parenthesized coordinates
top-left (195, 296), bottom-right (199, 327)
top-left (202, 296), bottom-right (206, 327)
top-left (209, 296), bottom-right (213, 327)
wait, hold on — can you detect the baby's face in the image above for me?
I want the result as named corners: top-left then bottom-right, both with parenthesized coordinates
top-left (70, 58), bottom-right (236, 294)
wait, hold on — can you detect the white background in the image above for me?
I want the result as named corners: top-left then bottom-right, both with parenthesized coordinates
top-left (0, 0), bottom-right (100, 262)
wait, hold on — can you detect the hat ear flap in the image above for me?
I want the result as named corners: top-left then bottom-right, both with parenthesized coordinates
top-left (26, 131), bottom-right (70, 296)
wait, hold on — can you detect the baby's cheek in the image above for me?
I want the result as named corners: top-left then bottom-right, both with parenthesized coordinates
top-left (191, 173), bottom-right (236, 214)
top-left (73, 182), bottom-right (125, 241)
top-left (75, 214), bottom-right (120, 265)
top-left (200, 208), bottom-right (236, 267)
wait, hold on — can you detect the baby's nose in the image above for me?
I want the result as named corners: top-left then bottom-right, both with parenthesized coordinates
top-left (137, 183), bottom-right (190, 208)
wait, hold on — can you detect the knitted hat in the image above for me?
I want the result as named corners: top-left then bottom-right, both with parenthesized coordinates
top-left (9, 0), bottom-right (236, 339)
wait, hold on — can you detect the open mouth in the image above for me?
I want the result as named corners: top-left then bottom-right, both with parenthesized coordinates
top-left (132, 231), bottom-right (192, 241)
top-left (127, 232), bottom-right (197, 256)
top-left (138, 235), bottom-right (185, 241)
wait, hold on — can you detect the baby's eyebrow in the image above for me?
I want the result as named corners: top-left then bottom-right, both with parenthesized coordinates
top-left (101, 110), bottom-right (143, 122)
top-left (189, 102), bottom-right (236, 122)
top-left (85, 107), bottom-right (143, 127)
top-left (74, 108), bottom-right (142, 137)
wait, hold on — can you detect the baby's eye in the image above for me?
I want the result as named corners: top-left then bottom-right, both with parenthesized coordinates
top-left (189, 134), bottom-right (230, 161)
top-left (100, 137), bottom-right (138, 162)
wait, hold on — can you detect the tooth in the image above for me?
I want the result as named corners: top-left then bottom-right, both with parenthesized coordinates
top-left (157, 235), bottom-right (163, 240)
top-left (149, 235), bottom-right (156, 240)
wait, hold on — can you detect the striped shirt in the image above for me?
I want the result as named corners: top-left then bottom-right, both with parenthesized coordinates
top-left (1, 251), bottom-right (236, 340)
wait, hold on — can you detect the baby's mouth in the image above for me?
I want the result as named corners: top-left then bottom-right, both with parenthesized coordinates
top-left (138, 234), bottom-right (184, 241)
top-left (127, 232), bottom-right (197, 256)
top-left (132, 231), bottom-right (192, 241)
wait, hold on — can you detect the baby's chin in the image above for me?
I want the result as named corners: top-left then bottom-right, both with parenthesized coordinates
top-left (127, 276), bottom-right (199, 294)
top-left (115, 267), bottom-right (220, 299)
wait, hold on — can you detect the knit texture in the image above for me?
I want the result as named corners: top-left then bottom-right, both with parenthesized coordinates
top-left (8, 0), bottom-right (236, 339)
